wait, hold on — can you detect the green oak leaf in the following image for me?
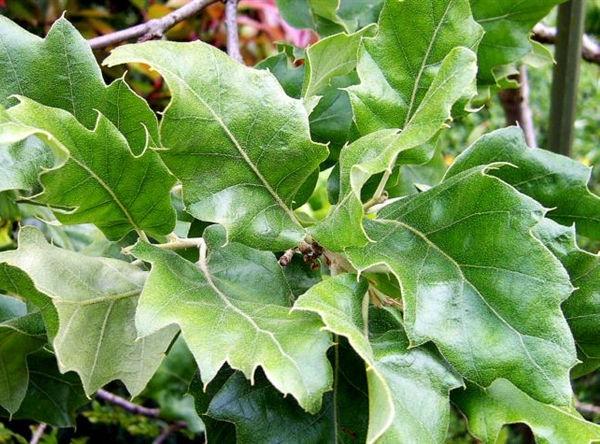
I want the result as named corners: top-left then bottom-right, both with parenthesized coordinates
top-left (130, 225), bottom-right (332, 413)
top-left (0, 16), bottom-right (159, 154)
top-left (0, 226), bottom-right (176, 397)
top-left (348, 0), bottom-right (483, 135)
top-left (533, 219), bottom-right (600, 361)
top-left (105, 41), bottom-right (328, 251)
top-left (303, 26), bottom-right (375, 99)
top-left (0, 295), bottom-right (46, 415)
top-left (337, 0), bottom-right (384, 31)
top-left (256, 51), bottom-right (305, 100)
top-left (142, 337), bottom-right (203, 433)
top-left (0, 98), bottom-right (176, 240)
top-left (275, 0), bottom-right (347, 35)
top-left (296, 274), bottom-right (462, 443)
top-left (4, 350), bottom-right (88, 428)
top-left (276, 0), bottom-right (383, 35)
top-left (310, 0), bottom-right (481, 251)
top-left (470, 0), bottom-right (567, 86)
top-left (311, 46), bottom-right (477, 251)
top-left (345, 165), bottom-right (577, 406)
top-left (446, 127), bottom-right (600, 240)
top-left (453, 379), bottom-right (600, 444)
top-left (203, 341), bottom-right (370, 444)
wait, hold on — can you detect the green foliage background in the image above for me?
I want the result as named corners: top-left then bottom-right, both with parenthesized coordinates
top-left (0, 1), bottom-right (599, 443)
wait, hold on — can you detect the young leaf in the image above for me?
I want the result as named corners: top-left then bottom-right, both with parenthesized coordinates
top-left (0, 16), bottom-right (159, 154)
top-left (348, 0), bottom-right (483, 135)
top-left (345, 166), bottom-right (577, 406)
top-left (0, 227), bottom-right (176, 397)
top-left (0, 137), bottom-right (52, 193)
top-left (0, 98), bottom-right (176, 240)
top-left (276, 0), bottom-right (347, 35)
top-left (302, 26), bottom-right (375, 99)
top-left (276, 0), bottom-right (384, 35)
top-left (311, 45), bottom-right (477, 251)
top-left (296, 274), bottom-right (462, 443)
top-left (470, 0), bottom-right (567, 86)
top-left (453, 379), bottom-right (600, 443)
top-left (105, 41), bottom-right (328, 251)
top-left (0, 295), bottom-right (46, 415)
top-left (130, 226), bottom-right (332, 413)
top-left (446, 127), bottom-right (600, 241)
top-left (533, 219), bottom-right (600, 362)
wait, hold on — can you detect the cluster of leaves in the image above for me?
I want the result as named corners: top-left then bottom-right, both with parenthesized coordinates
top-left (0, 0), bottom-right (599, 442)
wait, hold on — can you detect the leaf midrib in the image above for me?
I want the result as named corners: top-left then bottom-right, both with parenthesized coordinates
top-left (378, 218), bottom-right (566, 397)
top-left (157, 63), bottom-right (301, 225)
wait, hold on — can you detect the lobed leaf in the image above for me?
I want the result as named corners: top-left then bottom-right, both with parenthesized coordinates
top-left (533, 219), bottom-right (600, 363)
top-left (454, 379), bottom-right (600, 443)
top-left (0, 98), bottom-right (176, 240)
top-left (470, 0), bottom-right (567, 86)
top-left (345, 166), bottom-right (577, 406)
top-left (0, 16), bottom-right (159, 154)
top-left (105, 41), bottom-right (328, 251)
top-left (446, 126), bottom-right (600, 240)
top-left (131, 226), bottom-right (332, 413)
top-left (0, 227), bottom-right (176, 397)
top-left (347, 0), bottom-right (483, 135)
top-left (311, 46), bottom-right (478, 251)
top-left (296, 274), bottom-right (462, 443)
top-left (203, 343), bottom-right (370, 444)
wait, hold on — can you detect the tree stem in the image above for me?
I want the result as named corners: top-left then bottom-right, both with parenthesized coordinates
top-left (548, 0), bottom-right (587, 156)
top-left (88, 0), bottom-right (220, 49)
top-left (96, 389), bottom-right (160, 417)
top-left (498, 66), bottom-right (537, 147)
top-left (30, 424), bottom-right (47, 444)
top-left (225, 0), bottom-right (243, 62)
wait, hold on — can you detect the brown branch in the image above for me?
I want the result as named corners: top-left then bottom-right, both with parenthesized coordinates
top-left (30, 424), bottom-right (47, 444)
top-left (533, 23), bottom-right (600, 65)
top-left (153, 422), bottom-right (188, 444)
top-left (576, 400), bottom-right (600, 417)
top-left (498, 65), bottom-right (537, 147)
top-left (96, 389), bottom-right (160, 418)
top-left (96, 389), bottom-right (190, 441)
top-left (225, 0), bottom-right (242, 62)
top-left (88, 0), bottom-right (220, 49)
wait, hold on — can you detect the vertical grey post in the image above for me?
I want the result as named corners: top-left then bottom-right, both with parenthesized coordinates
top-left (548, 0), bottom-right (587, 156)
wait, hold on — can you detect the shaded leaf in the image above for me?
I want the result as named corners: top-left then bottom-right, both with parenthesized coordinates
top-left (204, 342), bottom-right (369, 444)
top-left (470, 0), bottom-right (567, 86)
top-left (5, 350), bottom-right (88, 428)
top-left (296, 274), bottom-right (461, 443)
top-left (0, 295), bottom-right (46, 415)
top-left (453, 379), bottom-right (600, 444)
top-left (142, 337), bottom-right (203, 433)
top-left (533, 219), bottom-right (600, 361)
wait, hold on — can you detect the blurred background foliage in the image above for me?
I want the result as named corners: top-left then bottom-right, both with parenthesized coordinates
top-left (0, 0), bottom-right (599, 443)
